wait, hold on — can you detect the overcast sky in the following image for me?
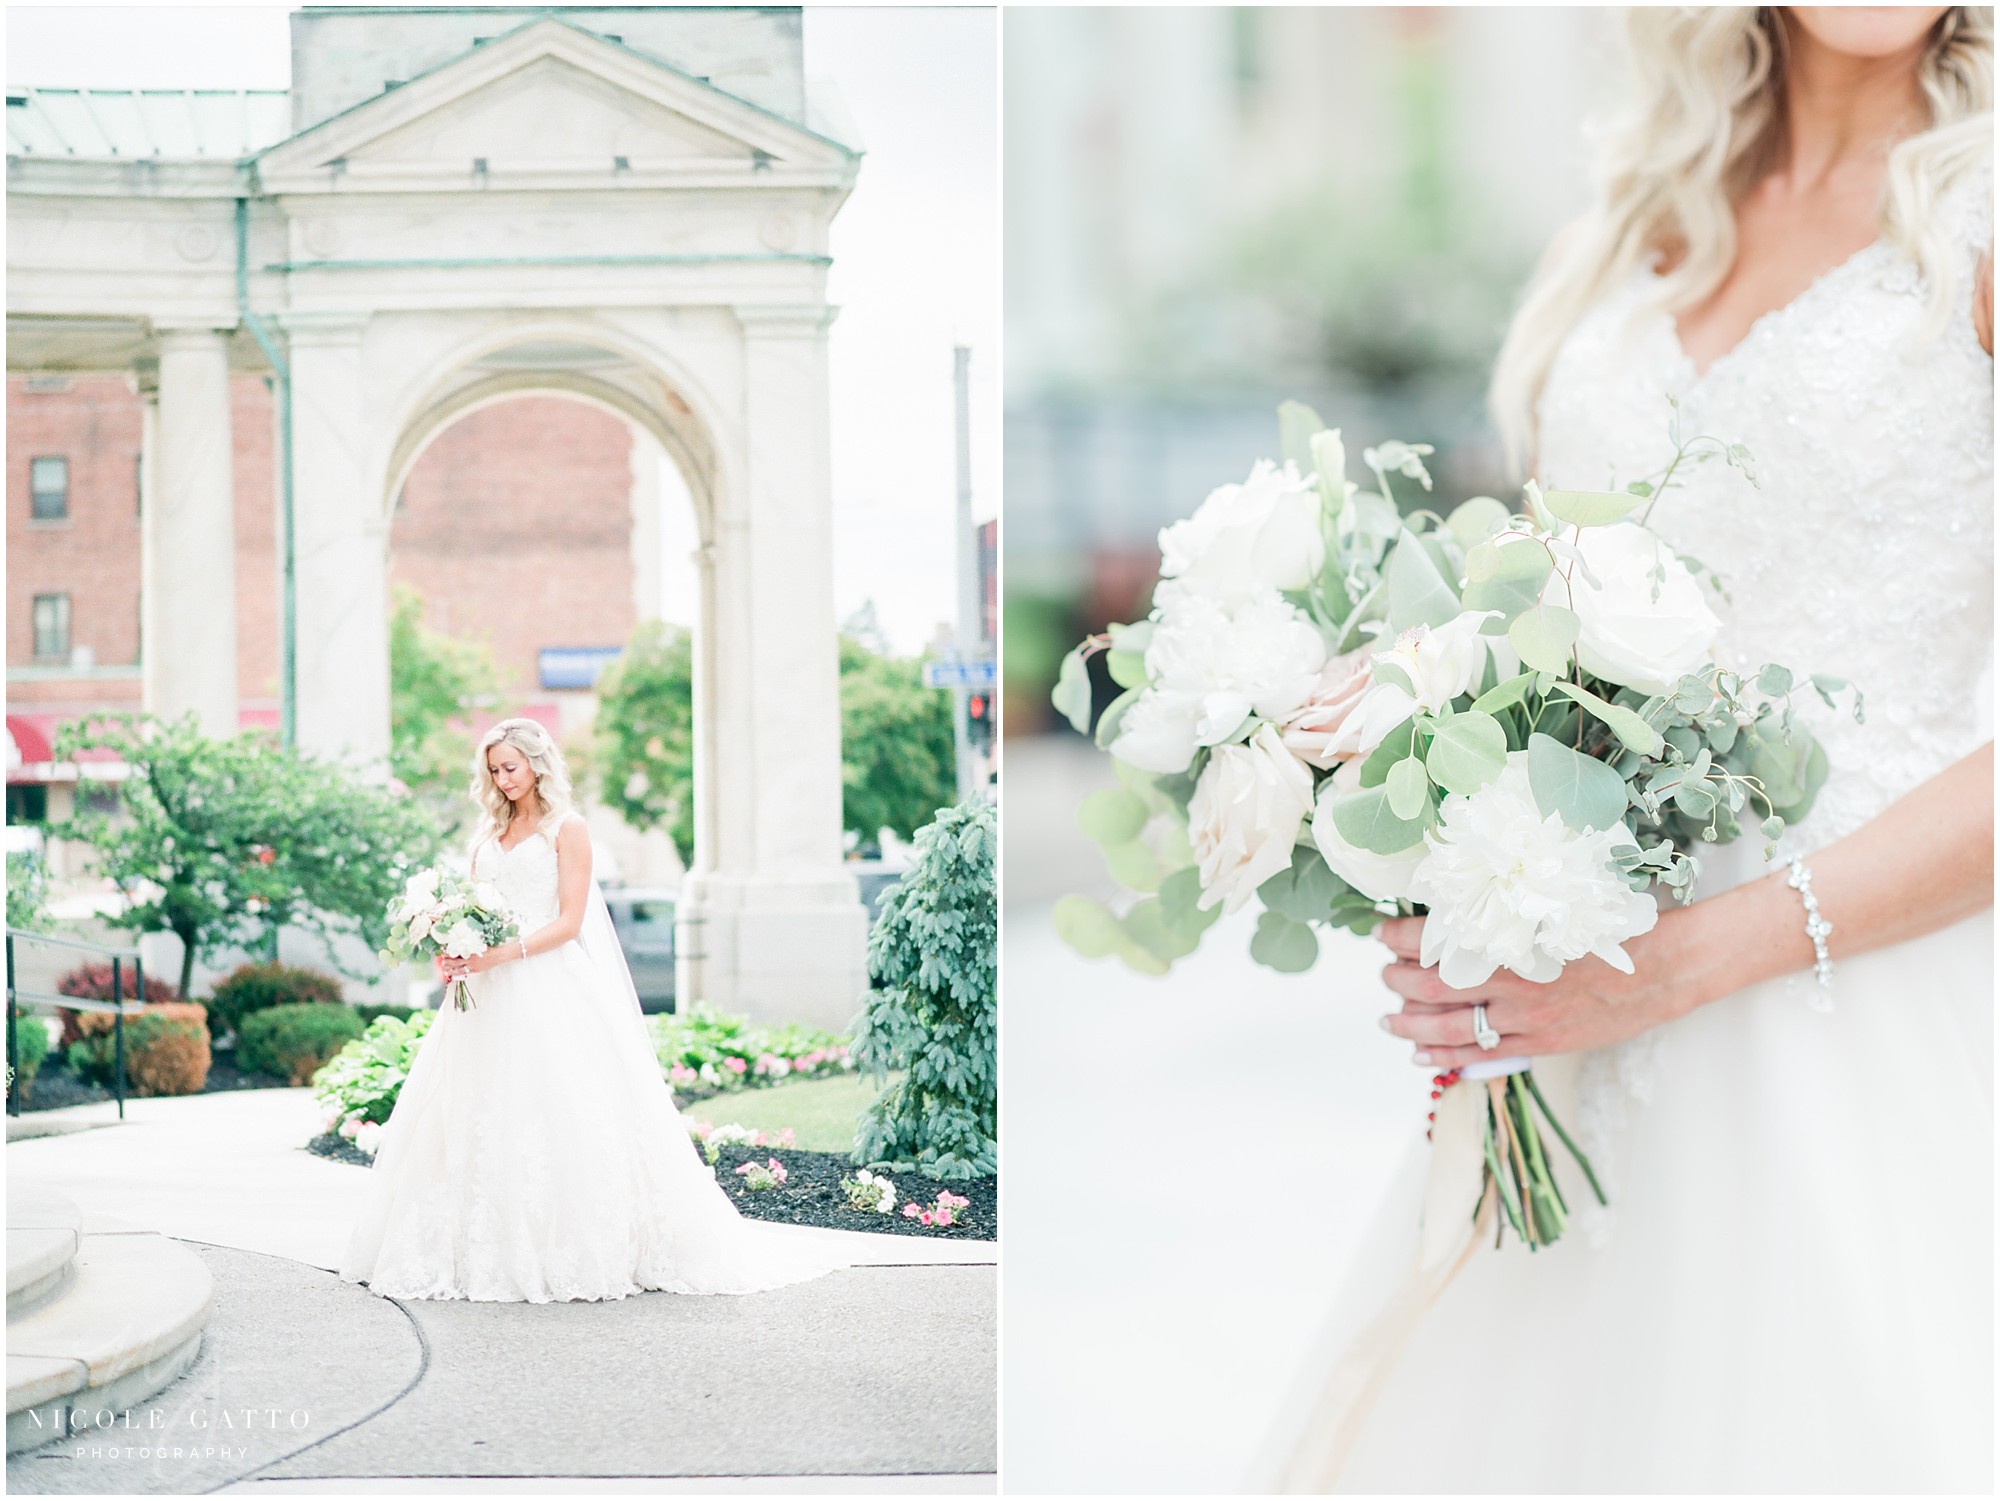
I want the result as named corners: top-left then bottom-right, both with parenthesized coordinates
top-left (5, 3), bottom-right (998, 657)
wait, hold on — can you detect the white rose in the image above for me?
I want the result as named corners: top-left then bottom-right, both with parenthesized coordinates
top-left (401, 869), bottom-right (439, 910)
top-left (440, 919), bottom-right (485, 958)
top-left (1542, 523), bottom-right (1720, 694)
top-left (1305, 610), bottom-right (1501, 765)
top-left (1310, 759), bottom-right (1427, 902)
top-left (1109, 591), bottom-right (1328, 774)
top-left (1187, 725), bottom-right (1316, 914)
top-left (1155, 460), bottom-right (1324, 610)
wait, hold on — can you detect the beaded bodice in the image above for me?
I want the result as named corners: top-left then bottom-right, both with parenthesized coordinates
top-left (1535, 165), bottom-right (1994, 856)
top-left (472, 826), bottom-right (563, 929)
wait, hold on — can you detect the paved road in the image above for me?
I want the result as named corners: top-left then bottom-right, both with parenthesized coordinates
top-left (7, 1091), bottom-right (995, 1492)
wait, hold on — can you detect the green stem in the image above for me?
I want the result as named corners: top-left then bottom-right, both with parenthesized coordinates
top-left (1508, 1076), bottom-right (1567, 1236)
top-left (1480, 1109), bottom-right (1527, 1242)
top-left (1522, 1068), bottom-right (1609, 1206)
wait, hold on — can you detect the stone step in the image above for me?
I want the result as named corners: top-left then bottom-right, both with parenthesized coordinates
top-left (6, 1231), bottom-right (214, 1454)
top-left (7, 1183), bottom-right (81, 1320)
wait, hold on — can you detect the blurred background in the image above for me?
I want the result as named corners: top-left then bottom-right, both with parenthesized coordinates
top-left (1000, 8), bottom-right (1626, 1492)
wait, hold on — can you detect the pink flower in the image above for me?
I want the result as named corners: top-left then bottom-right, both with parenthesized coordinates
top-left (767, 1158), bottom-right (788, 1183)
top-left (934, 1207), bottom-right (955, 1226)
top-left (1279, 648), bottom-right (1379, 769)
top-left (902, 1202), bottom-right (922, 1219)
top-left (776, 1129), bottom-right (796, 1147)
top-left (734, 1161), bottom-right (754, 1175)
top-left (668, 1063), bottom-right (696, 1083)
top-left (725, 1057), bottom-right (748, 1074)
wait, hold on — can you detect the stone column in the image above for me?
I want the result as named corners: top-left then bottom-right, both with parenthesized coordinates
top-left (679, 305), bottom-right (867, 1029)
top-left (285, 313), bottom-right (390, 769)
top-left (628, 421), bottom-right (663, 623)
top-left (144, 327), bottom-right (238, 736)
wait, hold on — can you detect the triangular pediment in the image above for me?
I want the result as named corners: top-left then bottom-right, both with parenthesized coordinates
top-left (257, 16), bottom-right (856, 192)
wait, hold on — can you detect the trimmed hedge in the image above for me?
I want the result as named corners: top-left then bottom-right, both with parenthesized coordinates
top-left (237, 1003), bottom-right (366, 1086)
top-left (68, 1003), bottom-right (211, 1097)
top-left (55, 963), bottom-right (181, 1047)
top-left (206, 962), bottom-right (344, 1040)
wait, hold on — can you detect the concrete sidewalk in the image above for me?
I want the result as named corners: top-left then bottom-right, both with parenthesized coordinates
top-left (6, 1091), bottom-right (995, 1492)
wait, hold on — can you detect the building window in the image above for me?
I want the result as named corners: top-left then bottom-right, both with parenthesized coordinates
top-left (31, 593), bottom-right (70, 660)
top-left (6, 784), bottom-right (48, 823)
top-left (30, 456), bottom-right (69, 520)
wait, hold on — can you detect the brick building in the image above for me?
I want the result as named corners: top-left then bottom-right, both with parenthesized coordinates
top-left (7, 372), bottom-right (640, 820)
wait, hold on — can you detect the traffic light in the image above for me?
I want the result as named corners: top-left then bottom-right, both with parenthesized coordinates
top-left (966, 692), bottom-right (993, 754)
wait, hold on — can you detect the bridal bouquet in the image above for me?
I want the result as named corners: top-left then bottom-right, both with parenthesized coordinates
top-left (1051, 401), bottom-right (1857, 1249)
top-left (379, 867), bottom-right (520, 1012)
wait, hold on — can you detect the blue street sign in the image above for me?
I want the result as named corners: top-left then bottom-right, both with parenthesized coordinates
top-left (539, 646), bottom-right (623, 690)
top-left (922, 658), bottom-right (996, 690)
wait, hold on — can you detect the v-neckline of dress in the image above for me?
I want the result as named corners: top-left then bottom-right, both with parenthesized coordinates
top-left (1656, 234), bottom-right (1887, 385)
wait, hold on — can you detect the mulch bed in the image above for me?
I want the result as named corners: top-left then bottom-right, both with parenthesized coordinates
top-left (11, 1045), bottom-right (291, 1113)
top-left (307, 1134), bottom-right (998, 1242)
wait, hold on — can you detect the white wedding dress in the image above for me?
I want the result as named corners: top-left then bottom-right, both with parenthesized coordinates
top-left (340, 813), bottom-right (849, 1302)
top-left (1266, 166), bottom-right (1993, 1492)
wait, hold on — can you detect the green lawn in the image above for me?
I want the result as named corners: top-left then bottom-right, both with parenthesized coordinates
top-left (679, 1069), bottom-right (895, 1153)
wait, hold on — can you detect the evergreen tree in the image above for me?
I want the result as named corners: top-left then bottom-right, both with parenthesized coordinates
top-left (851, 801), bottom-right (997, 1179)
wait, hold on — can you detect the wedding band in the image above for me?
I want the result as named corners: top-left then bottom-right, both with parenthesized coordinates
top-left (1472, 1004), bottom-right (1501, 1052)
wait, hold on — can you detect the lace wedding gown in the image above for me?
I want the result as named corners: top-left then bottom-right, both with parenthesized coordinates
top-left (1266, 169), bottom-right (1993, 1492)
top-left (339, 813), bottom-right (849, 1302)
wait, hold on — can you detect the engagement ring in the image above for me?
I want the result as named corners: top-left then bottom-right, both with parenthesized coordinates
top-left (1472, 1005), bottom-right (1501, 1052)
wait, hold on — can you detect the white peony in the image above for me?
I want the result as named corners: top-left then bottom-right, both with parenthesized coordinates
top-left (1409, 753), bottom-right (1658, 989)
top-left (440, 918), bottom-right (486, 958)
top-left (1542, 522), bottom-right (1721, 694)
top-left (1110, 591), bottom-right (1327, 774)
top-left (400, 868), bottom-right (439, 912)
top-left (1310, 760), bottom-right (1427, 902)
top-left (1155, 460), bottom-right (1324, 610)
top-left (353, 1121), bottom-right (384, 1155)
top-left (1187, 725), bottom-right (1317, 914)
top-left (472, 882), bottom-right (506, 914)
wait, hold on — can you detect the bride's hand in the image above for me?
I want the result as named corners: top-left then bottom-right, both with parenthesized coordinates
top-left (1373, 912), bottom-right (1708, 1067)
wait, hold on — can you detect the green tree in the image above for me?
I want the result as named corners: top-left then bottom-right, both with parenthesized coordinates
top-left (593, 620), bottom-right (698, 864)
top-left (6, 849), bottom-right (49, 934)
top-left (593, 625), bottom-right (956, 862)
top-left (851, 801), bottom-right (997, 1179)
top-left (51, 714), bottom-right (443, 996)
top-left (840, 638), bottom-right (956, 848)
top-left (388, 585), bottom-right (502, 829)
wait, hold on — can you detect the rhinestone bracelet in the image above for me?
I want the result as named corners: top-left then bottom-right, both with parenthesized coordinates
top-left (1785, 857), bottom-right (1834, 1005)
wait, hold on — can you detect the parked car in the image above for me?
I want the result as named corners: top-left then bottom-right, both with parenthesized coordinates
top-left (602, 887), bottom-right (678, 1013)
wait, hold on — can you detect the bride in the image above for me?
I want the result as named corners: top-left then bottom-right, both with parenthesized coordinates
top-left (1269, 8), bottom-right (1991, 1492)
top-left (340, 717), bottom-right (847, 1303)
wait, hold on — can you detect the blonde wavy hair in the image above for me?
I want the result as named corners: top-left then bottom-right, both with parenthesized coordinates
top-left (470, 717), bottom-right (575, 846)
top-left (1491, 5), bottom-right (1993, 473)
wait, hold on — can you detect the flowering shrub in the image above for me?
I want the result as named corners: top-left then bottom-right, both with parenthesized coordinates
top-left (902, 1189), bottom-right (972, 1229)
top-left (312, 1010), bottom-right (434, 1145)
top-left (689, 1119), bottom-right (796, 1165)
top-left (205, 962), bottom-right (344, 1041)
top-left (649, 1004), bottom-right (852, 1098)
top-left (733, 1157), bottom-right (789, 1191)
top-left (842, 1169), bottom-right (899, 1214)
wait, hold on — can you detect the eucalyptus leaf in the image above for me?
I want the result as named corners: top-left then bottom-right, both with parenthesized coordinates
top-left (1525, 732), bottom-right (1629, 832)
top-left (1052, 894), bottom-right (1124, 959)
top-left (1544, 488), bottom-right (1645, 528)
top-left (1358, 716), bottom-right (1419, 788)
top-left (1106, 650), bottom-right (1149, 689)
top-left (1549, 682), bottom-right (1666, 756)
top-left (1462, 537), bottom-right (1554, 620)
top-left (1278, 400), bottom-right (1325, 472)
top-left (1103, 838), bottom-right (1165, 893)
top-left (1327, 782), bottom-right (1431, 856)
top-left (1094, 687), bottom-right (1140, 750)
top-left (1385, 529), bottom-right (1461, 632)
top-left (1257, 845), bottom-right (1346, 924)
top-left (1078, 787), bottom-right (1149, 845)
top-left (1386, 754), bottom-right (1432, 819)
top-left (1122, 898), bottom-right (1203, 964)
top-left (1249, 910), bottom-right (1319, 973)
top-left (1158, 865), bottom-right (1217, 932)
top-left (1311, 429), bottom-right (1350, 519)
top-left (1446, 495), bottom-right (1513, 554)
top-left (1470, 671), bottom-right (1538, 716)
top-left (1756, 663), bottom-right (1794, 697)
top-left (1509, 604), bottom-right (1579, 675)
top-left (1051, 650), bottom-right (1093, 734)
top-left (1522, 477), bottom-right (1558, 533)
top-left (1425, 712), bottom-right (1508, 795)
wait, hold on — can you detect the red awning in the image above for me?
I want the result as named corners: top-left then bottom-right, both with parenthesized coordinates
top-left (6, 715), bottom-right (52, 770)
